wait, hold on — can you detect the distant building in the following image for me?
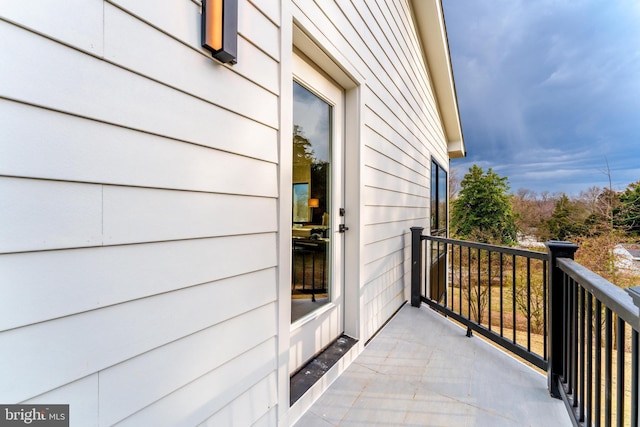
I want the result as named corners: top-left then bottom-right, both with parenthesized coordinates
top-left (614, 244), bottom-right (640, 274)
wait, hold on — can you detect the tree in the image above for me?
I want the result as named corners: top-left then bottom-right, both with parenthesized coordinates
top-left (614, 180), bottom-right (640, 237)
top-left (451, 165), bottom-right (518, 245)
top-left (543, 194), bottom-right (588, 241)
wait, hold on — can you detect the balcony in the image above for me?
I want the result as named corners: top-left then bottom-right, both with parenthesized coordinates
top-left (295, 229), bottom-right (640, 427)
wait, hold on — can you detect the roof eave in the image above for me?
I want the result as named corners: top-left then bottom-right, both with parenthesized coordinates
top-left (411, 0), bottom-right (465, 159)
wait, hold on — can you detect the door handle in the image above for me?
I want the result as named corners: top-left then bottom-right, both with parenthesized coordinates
top-left (339, 224), bottom-right (349, 233)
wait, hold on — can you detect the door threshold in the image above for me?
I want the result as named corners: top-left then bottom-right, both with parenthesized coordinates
top-left (290, 334), bottom-right (358, 406)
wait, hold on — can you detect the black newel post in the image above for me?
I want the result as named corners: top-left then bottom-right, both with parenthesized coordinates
top-left (411, 227), bottom-right (424, 307)
top-left (546, 240), bottom-right (579, 398)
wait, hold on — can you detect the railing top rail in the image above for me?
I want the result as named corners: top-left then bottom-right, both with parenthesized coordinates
top-left (421, 234), bottom-right (548, 261)
top-left (556, 257), bottom-right (640, 330)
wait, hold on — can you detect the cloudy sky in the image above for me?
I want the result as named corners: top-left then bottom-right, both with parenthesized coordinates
top-left (442, 0), bottom-right (640, 195)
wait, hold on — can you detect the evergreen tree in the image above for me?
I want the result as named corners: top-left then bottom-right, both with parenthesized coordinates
top-left (614, 180), bottom-right (640, 236)
top-left (544, 194), bottom-right (587, 240)
top-left (451, 165), bottom-right (518, 245)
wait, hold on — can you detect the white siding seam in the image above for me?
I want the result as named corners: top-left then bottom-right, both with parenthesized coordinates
top-left (0, 266), bottom-right (277, 334)
top-left (247, 0), bottom-right (281, 28)
top-left (101, 184), bottom-right (105, 246)
top-left (0, 233), bottom-right (278, 256)
top-left (0, 97), bottom-right (278, 166)
top-left (114, 336), bottom-right (276, 426)
top-left (0, 17), bottom-right (103, 59)
top-left (103, 300), bottom-right (277, 374)
top-left (194, 370), bottom-right (275, 426)
top-left (363, 166), bottom-right (428, 190)
top-left (0, 174), bottom-right (278, 212)
top-left (365, 184), bottom-right (429, 200)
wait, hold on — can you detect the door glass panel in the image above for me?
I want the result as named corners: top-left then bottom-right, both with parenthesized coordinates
top-left (291, 81), bottom-right (332, 322)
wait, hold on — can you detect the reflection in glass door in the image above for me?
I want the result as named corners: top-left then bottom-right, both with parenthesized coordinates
top-left (291, 81), bottom-right (332, 322)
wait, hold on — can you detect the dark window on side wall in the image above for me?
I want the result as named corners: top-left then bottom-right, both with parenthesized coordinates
top-left (430, 160), bottom-right (447, 236)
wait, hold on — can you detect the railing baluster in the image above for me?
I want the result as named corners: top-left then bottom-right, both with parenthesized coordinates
top-left (527, 257), bottom-right (531, 351)
top-left (616, 317), bottom-right (624, 427)
top-left (587, 292), bottom-right (593, 426)
top-left (572, 277), bottom-right (578, 406)
top-left (477, 248), bottom-right (481, 325)
top-left (468, 246), bottom-right (471, 325)
top-left (543, 260), bottom-right (548, 360)
top-left (459, 245), bottom-right (463, 316)
top-left (579, 286), bottom-right (585, 421)
top-left (605, 307), bottom-right (612, 426)
top-left (488, 251), bottom-right (492, 331)
top-left (512, 254), bottom-right (516, 344)
top-left (449, 243), bottom-right (454, 311)
top-left (632, 330), bottom-right (638, 427)
top-left (596, 300), bottom-right (602, 427)
top-left (500, 252), bottom-right (504, 338)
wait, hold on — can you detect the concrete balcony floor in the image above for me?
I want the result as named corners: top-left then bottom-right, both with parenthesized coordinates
top-left (295, 304), bottom-right (572, 427)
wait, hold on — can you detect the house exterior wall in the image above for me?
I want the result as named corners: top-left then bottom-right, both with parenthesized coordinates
top-left (287, 0), bottom-right (450, 339)
top-left (0, 0), bottom-right (453, 426)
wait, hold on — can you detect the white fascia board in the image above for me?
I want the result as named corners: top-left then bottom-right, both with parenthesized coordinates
top-left (411, 0), bottom-right (465, 159)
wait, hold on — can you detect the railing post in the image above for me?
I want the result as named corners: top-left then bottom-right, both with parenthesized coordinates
top-left (410, 227), bottom-right (424, 307)
top-left (546, 240), bottom-right (579, 398)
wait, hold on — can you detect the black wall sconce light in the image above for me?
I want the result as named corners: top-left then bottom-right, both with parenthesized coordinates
top-left (201, 0), bottom-right (238, 64)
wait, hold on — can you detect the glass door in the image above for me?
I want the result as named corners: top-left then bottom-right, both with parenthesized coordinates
top-left (289, 52), bottom-right (344, 374)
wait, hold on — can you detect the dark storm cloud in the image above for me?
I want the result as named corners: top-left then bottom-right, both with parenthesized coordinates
top-left (443, 0), bottom-right (640, 194)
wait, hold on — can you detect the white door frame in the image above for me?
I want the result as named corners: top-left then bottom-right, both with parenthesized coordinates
top-left (277, 17), bottom-right (364, 426)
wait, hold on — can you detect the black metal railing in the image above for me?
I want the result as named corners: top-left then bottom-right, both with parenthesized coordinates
top-left (411, 227), bottom-right (549, 370)
top-left (550, 246), bottom-right (640, 427)
top-left (410, 228), bottom-right (640, 427)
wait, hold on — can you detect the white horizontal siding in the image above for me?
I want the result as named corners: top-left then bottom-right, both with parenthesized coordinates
top-left (0, 178), bottom-right (102, 253)
top-left (2, 0), bottom-right (283, 425)
top-left (0, 268), bottom-right (276, 403)
top-left (250, 0), bottom-right (281, 26)
top-left (1, 234), bottom-right (276, 331)
top-left (0, 22), bottom-right (278, 165)
top-left (197, 372), bottom-right (278, 427)
top-left (0, 0), bottom-right (103, 55)
top-left (103, 187), bottom-right (277, 245)
top-left (363, 186), bottom-right (427, 208)
top-left (99, 303), bottom-right (277, 426)
top-left (116, 338), bottom-right (277, 426)
top-left (238, 0), bottom-right (280, 60)
top-left (22, 375), bottom-right (99, 427)
top-left (363, 235), bottom-right (406, 265)
top-left (0, 100), bottom-right (278, 193)
top-left (363, 166), bottom-right (428, 197)
top-left (365, 147), bottom-right (427, 187)
top-left (363, 221), bottom-right (418, 245)
top-left (364, 205), bottom-right (426, 227)
top-left (364, 106), bottom-right (429, 168)
top-left (104, 4), bottom-right (278, 126)
top-left (363, 249), bottom-right (405, 285)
